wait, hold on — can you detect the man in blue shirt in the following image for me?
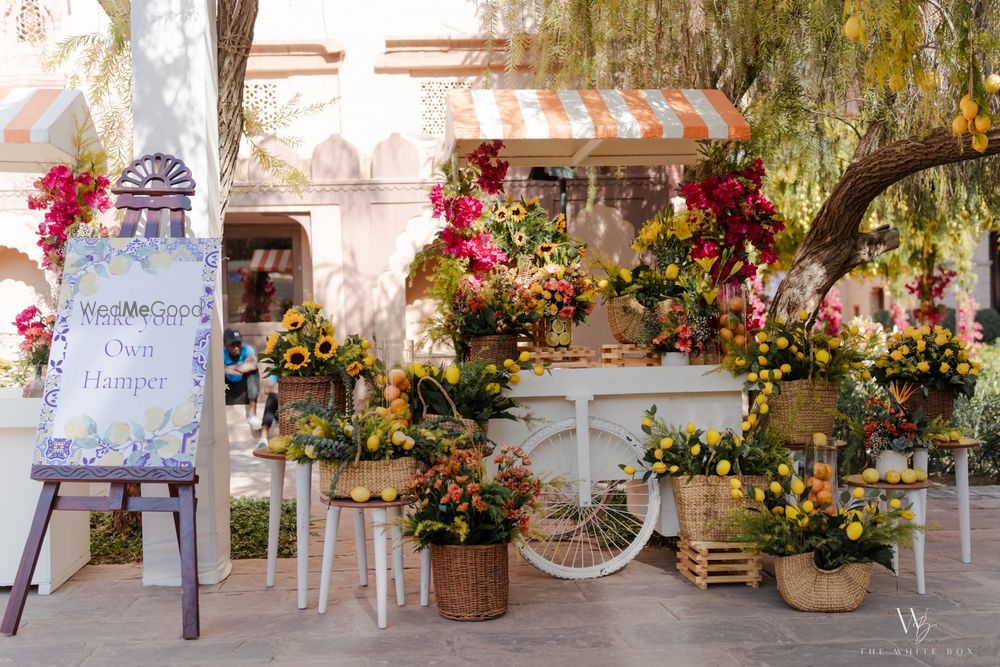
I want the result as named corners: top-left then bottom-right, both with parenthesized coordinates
top-left (223, 328), bottom-right (264, 436)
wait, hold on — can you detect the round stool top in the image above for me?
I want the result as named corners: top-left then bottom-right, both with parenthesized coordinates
top-left (320, 495), bottom-right (412, 509)
top-left (252, 446), bottom-right (286, 462)
top-left (843, 474), bottom-right (933, 491)
top-left (932, 437), bottom-right (980, 450)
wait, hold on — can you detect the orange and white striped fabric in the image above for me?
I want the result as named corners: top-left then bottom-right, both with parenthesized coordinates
top-left (250, 249), bottom-right (293, 273)
top-left (450, 88), bottom-right (748, 141)
top-left (0, 88), bottom-right (97, 172)
top-left (446, 88), bottom-right (749, 166)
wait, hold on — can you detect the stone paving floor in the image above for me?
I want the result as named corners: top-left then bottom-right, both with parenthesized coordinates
top-left (1, 417), bottom-right (998, 666)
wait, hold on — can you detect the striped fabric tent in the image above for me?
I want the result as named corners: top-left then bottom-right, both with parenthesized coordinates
top-left (0, 88), bottom-right (98, 172)
top-left (249, 248), bottom-right (293, 273)
top-left (446, 89), bottom-right (749, 166)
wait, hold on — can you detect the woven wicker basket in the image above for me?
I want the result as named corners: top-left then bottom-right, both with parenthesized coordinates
top-left (318, 456), bottom-right (418, 498)
top-left (608, 296), bottom-right (655, 344)
top-left (766, 379), bottom-right (840, 445)
top-left (278, 376), bottom-right (346, 436)
top-left (466, 334), bottom-right (519, 366)
top-left (430, 543), bottom-right (509, 621)
top-left (671, 474), bottom-right (767, 542)
top-left (416, 376), bottom-right (491, 454)
top-left (774, 552), bottom-right (873, 612)
top-left (903, 387), bottom-right (956, 422)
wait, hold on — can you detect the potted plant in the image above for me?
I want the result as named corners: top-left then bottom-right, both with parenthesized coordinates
top-left (12, 305), bottom-right (55, 397)
top-left (622, 406), bottom-right (787, 541)
top-left (260, 301), bottom-right (378, 433)
top-left (873, 325), bottom-right (979, 421)
top-left (284, 403), bottom-right (449, 499)
top-left (863, 382), bottom-right (947, 478)
top-left (650, 300), bottom-right (695, 366)
top-left (733, 468), bottom-right (919, 612)
top-left (721, 312), bottom-right (870, 444)
top-left (450, 266), bottom-right (538, 363)
top-left (401, 446), bottom-right (540, 621)
top-left (525, 248), bottom-right (595, 348)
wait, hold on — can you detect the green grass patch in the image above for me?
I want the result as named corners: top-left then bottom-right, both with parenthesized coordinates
top-left (90, 497), bottom-right (297, 565)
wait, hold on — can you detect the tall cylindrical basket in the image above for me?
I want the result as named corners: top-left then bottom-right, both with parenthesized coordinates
top-left (466, 334), bottom-right (519, 365)
top-left (670, 474), bottom-right (767, 541)
top-left (767, 380), bottom-right (840, 445)
top-left (429, 543), bottom-right (509, 621)
top-left (278, 376), bottom-right (346, 436)
top-left (903, 387), bottom-right (956, 422)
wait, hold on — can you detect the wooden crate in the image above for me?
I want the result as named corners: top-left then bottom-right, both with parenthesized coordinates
top-left (676, 539), bottom-right (762, 590)
top-left (601, 344), bottom-right (659, 367)
top-left (529, 346), bottom-right (596, 368)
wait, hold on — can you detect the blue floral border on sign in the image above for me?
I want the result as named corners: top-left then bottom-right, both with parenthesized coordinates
top-left (34, 237), bottom-right (220, 469)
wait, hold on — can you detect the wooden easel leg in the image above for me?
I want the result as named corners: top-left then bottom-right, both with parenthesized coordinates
top-left (177, 484), bottom-right (200, 639)
top-left (168, 484), bottom-right (182, 550)
top-left (1, 482), bottom-right (60, 636)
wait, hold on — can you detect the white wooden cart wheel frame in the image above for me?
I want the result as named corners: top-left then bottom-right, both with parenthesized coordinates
top-left (516, 417), bottom-right (660, 579)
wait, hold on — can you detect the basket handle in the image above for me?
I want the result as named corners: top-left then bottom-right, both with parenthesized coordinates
top-left (417, 374), bottom-right (462, 420)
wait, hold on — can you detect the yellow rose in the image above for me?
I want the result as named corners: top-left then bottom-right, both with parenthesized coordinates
top-left (957, 362), bottom-right (970, 374)
top-left (940, 362), bottom-right (950, 374)
top-left (916, 361), bottom-right (930, 373)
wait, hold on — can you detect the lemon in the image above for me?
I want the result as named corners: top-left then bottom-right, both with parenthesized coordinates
top-left (686, 422), bottom-right (697, 434)
top-left (845, 521), bottom-right (863, 541)
top-left (759, 369), bottom-right (770, 380)
top-left (350, 486), bottom-right (372, 503)
top-left (622, 465), bottom-right (636, 475)
top-left (986, 73), bottom-right (1000, 94)
top-left (654, 449), bottom-right (664, 460)
top-left (815, 349), bottom-right (831, 365)
top-left (961, 98), bottom-right (980, 120)
top-left (747, 372), bottom-right (758, 383)
top-left (665, 264), bottom-right (679, 280)
top-left (753, 488), bottom-right (765, 503)
top-left (758, 343), bottom-right (770, 354)
top-left (690, 444), bottom-right (701, 456)
top-left (785, 505), bottom-right (799, 519)
top-left (843, 14), bottom-right (863, 40)
top-left (545, 332), bottom-right (559, 346)
top-left (769, 481), bottom-right (783, 496)
top-left (884, 469), bottom-right (901, 484)
top-left (772, 370), bottom-right (782, 380)
top-left (972, 132), bottom-right (989, 153)
top-left (771, 505), bottom-right (785, 516)
top-left (889, 498), bottom-right (902, 509)
top-left (402, 437), bottom-right (415, 451)
top-left (801, 500), bottom-right (814, 513)
top-left (444, 365), bottom-right (461, 385)
top-left (790, 478), bottom-right (805, 495)
top-left (510, 373), bottom-right (521, 384)
top-left (558, 332), bottom-right (572, 346)
top-left (755, 331), bottom-right (769, 343)
top-left (776, 338), bottom-right (789, 350)
top-left (366, 434), bottom-right (381, 452)
top-left (659, 437), bottom-right (673, 449)
top-left (668, 465), bottom-right (679, 473)
top-left (914, 468), bottom-right (928, 482)
top-left (758, 403), bottom-right (769, 415)
top-left (975, 114), bottom-right (992, 133)
top-left (798, 309), bottom-right (810, 322)
top-left (716, 459), bottom-right (731, 476)
top-left (851, 486), bottom-right (865, 499)
top-left (651, 462), bottom-right (667, 474)
top-left (620, 268), bottom-right (633, 283)
top-left (533, 365), bottom-right (545, 376)
top-left (706, 429), bottom-right (721, 446)
top-left (730, 489), bottom-right (743, 499)
top-left (762, 382), bottom-right (773, 395)
top-left (900, 468), bottom-right (917, 484)
top-left (728, 477), bottom-right (742, 489)
top-left (861, 468), bottom-right (879, 484)
top-left (518, 350), bottom-right (531, 363)
top-left (641, 417), bottom-right (653, 429)
top-left (777, 463), bottom-right (790, 477)
top-left (741, 421), bottom-right (751, 432)
top-left (901, 509), bottom-right (915, 521)
top-left (380, 487), bottom-right (398, 502)
top-left (391, 430), bottom-right (407, 446)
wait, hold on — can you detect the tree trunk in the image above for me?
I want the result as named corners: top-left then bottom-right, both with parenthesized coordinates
top-left (771, 127), bottom-right (1000, 320)
top-left (216, 0), bottom-right (258, 217)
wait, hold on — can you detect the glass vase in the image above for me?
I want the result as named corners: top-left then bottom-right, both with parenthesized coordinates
top-left (716, 282), bottom-right (747, 353)
top-left (805, 444), bottom-right (839, 511)
top-left (22, 364), bottom-right (45, 398)
top-left (543, 317), bottom-right (573, 349)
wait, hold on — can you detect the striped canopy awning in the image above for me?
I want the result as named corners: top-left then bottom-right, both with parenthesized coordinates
top-left (446, 88), bottom-right (749, 167)
top-left (0, 88), bottom-right (98, 172)
top-left (249, 249), bottom-right (293, 273)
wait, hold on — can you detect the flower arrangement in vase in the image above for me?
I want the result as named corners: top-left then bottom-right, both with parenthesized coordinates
top-left (862, 382), bottom-right (946, 480)
top-left (12, 305), bottom-right (55, 396)
top-left (526, 257), bottom-right (595, 348)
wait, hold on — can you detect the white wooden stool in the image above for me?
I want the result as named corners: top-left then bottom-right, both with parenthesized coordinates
top-left (844, 474), bottom-right (930, 594)
top-left (317, 497), bottom-right (430, 628)
top-left (252, 447), bottom-right (287, 588)
top-left (916, 438), bottom-right (978, 564)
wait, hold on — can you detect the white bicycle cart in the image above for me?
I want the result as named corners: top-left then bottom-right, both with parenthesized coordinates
top-left (489, 365), bottom-right (744, 579)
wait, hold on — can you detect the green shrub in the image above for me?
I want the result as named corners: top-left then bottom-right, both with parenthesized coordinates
top-left (872, 309), bottom-right (893, 331)
top-left (940, 307), bottom-right (956, 333)
top-left (90, 497), bottom-right (298, 564)
top-left (975, 308), bottom-right (1000, 344)
top-left (953, 343), bottom-right (1000, 481)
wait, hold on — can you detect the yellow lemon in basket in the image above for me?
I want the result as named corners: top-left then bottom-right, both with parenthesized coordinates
top-left (754, 488), bottom-right (765, 503)
top-left (642, 417), bottom-right (653, 429)
top-left (706, 429), bottom-right (721, 446)
top-left (654, 449), bottom-right (664, 460)
top-left (366, 434), bottom-right (381, 452)
top-left (728, 477), bottom-right (742, 489)
top-left (790, 478), bottom-right (805, 495)
top-left (889, 498), bottom-right (902, 510)
top-left (747, 372), bottom-right (758, 382)
top-left (851, 486), bottom-right (865, 499)
top-left (622, 465), bottom-right (636, 476)
top-left (391, 430), bottom-right (407, 446)
top-left (402, 437), bottom-right (415, 451)
top-left (651, 462), bottom-right (667, 474)
top-left (380, 487), bottom-right (398, 502)
top-left (861, 468), bottom-right (880, 484)
top-left (519, 351), bottom-right (531, 363)
top-left (771, 370), bottom-right (782, 381)
top-left (669, 465), bottom-right (679, 473)
top-left (759, 403), bottom-right (769, 415)
top-left (901, 509), bottom-right (915, 520)
top-left (846, 522), bottom-right (863, 541)
top-left (730, 489), bottom-right (743, 499)
top-left (741, 421), bottom-right (751, 432)
top-left (716, 459), bottom-right (731, 476)
top-left (776, 337), bottom-right (789, 350)
top-left (914, 468), bottom-right (928, 482)
top-left (690, 444), bottom-right (701, 456)
top-left (686, 422), bottom-right (697, 434)
top-left (769, 481), bottom-right (783, 496)
top-left (533, 365), bottom-right (545, 376)
top-left (780, 363), bottom-right (791, 374)
top-left (899, 468), bottom-right (917, 484)
top-left (659, 437), bottom-right (673, 450)
top-left (350, 486), bottom-right (372, 503)
top-left (884, 469), bottom-right (901, 484)
top-left (801, 500), bottom-right (814, 514)
top-left (444, 365), bottom-right (461, 385)
top-left (777, 463), bottom-right (790, 477)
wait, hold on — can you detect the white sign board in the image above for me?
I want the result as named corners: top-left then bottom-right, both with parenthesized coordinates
top-left (34, 237), bottom-right (219, 469)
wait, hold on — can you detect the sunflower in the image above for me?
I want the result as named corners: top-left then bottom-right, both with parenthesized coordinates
top-left (282, 309), bottom-right (305, 331)
top-left (536, 242), bottom-right (555, 257)
top-left (513, 231), bottom-right (527, 246)
top-left (264, 333), bottom-right (278, 355)
top-left (493, 206), bottom-right (510, 222)
top-left (524, 198), bottom-right (540, 207)
top-left (301, 300), bottom-right (323, 311)
top-left (284, 346), bottom-right (310, 371)
top-left (314, 335), bottom-right (337, 360)
top-left (554, 213), bottom-right (566, 232)
top-left (346, 361), bottom-right (364, 377)
top-left (509, 203), bottom-right (526, 221)
top-left (320, 322), bottom-right (336, 337)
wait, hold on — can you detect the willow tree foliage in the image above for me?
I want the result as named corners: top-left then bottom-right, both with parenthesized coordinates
top-left (488, 0), bottom-right (1000, 316)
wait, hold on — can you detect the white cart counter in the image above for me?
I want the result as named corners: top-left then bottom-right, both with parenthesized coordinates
top-left (488, 365), bottom-right (744, 537)
top-left (0, 389), bottom-right (90, 593)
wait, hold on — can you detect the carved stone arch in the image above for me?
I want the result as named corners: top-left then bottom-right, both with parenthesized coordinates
top-left (371, 133), bottom-right (441, 180)
top-left (310, 134), bottom-right (361, 181)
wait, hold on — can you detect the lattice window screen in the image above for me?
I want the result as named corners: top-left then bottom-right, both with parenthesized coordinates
top-left (13, 0), bottom-right (47, 44)
top-left (419, 80), bottom-right (471, 136)
top-left (243, 82), bottom-right (280, 132)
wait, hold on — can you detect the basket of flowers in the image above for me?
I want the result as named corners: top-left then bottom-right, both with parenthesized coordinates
top-left (594, 260), bottom-right (674, 345)
top-left (526, 247), bottom-right (595, 349)
top-left (721, 311), bottom-right (870, 444)
top-left (731, 468), bottom-right (919, 612)
top-left (873, 325), bottom-right (979, 422)
top-left (401, 446), bottom-right (540, 621)
top-left (862, 382), bottom-right (947, 478)
top-left (623, 406), bottom-right (787, 541)
top-left (449, 267), bottom-right (537, 364)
